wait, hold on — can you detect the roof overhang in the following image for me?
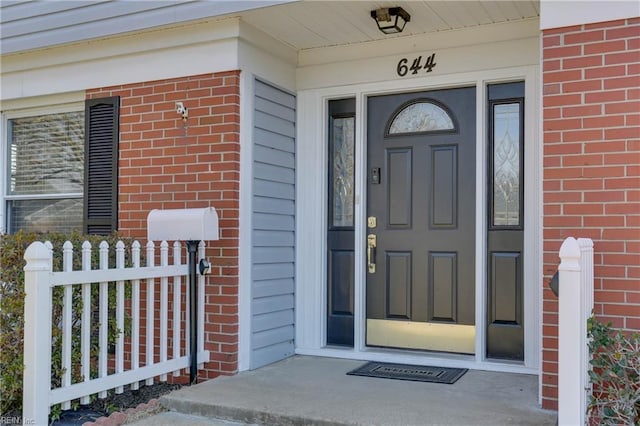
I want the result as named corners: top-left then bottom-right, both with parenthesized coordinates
top-left (1, 1), bottom-right (540, 56)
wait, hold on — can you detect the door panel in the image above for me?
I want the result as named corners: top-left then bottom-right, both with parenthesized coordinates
top-left (386, 251), bottom-right (412, 319)
top-left (387, 149), bottom-right (412, 227)
top-left (430, 252), bottom-right (457, 322)
top-left (431, 146), bottom-right (457, 227)
top-left (366, 87), bottom-right (476, 353)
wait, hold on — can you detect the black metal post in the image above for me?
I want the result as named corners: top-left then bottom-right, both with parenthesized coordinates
top-left (186, 240), bottom-right (199, 384)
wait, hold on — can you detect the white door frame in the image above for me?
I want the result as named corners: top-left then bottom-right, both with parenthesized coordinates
top-left (295, 64), bottom-right (540, 375)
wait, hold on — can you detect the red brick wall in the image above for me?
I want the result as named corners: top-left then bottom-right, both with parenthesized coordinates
top-left (542, 18), bottom-right (640, 409)
top-left (87, 71), bottom-right (240, 380)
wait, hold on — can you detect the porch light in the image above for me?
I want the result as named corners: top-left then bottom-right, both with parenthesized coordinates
top-left (370, 7), bottom-right (410, 34)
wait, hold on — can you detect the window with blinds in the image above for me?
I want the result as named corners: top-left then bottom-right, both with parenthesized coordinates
top-left (6, 111), bottom-right (85, 233)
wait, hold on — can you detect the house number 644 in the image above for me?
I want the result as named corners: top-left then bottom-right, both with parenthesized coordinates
top-left (397, 53), bottom-right (437, 77)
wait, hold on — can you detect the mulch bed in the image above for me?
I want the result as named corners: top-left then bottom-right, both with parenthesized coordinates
top-left (50, 382), bottom-right (182, 425)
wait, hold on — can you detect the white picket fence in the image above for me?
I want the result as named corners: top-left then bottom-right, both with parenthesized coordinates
top-left (558, 237), bottom-right (594, 426)
top-left (22, 239), bottom-right (210, 425)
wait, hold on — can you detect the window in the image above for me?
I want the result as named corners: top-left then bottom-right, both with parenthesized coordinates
top-left (330, 116), bottom-right (355, 228)
top-left (3, 96), bottom-right (120, 235)
top-left (387, 100), bottom-right (455, 135)
top-left (487, 81), bottom-right (524, 230)
top-left (491, 102), bottom-right (522, 227)
top-left (6, 110), bottom-right (85, 233)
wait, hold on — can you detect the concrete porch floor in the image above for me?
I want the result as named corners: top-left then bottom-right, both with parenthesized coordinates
top-left (139, 355), bottom-right (557, 425)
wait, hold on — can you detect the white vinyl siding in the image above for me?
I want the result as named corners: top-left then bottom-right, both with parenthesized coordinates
top-left (250, 79), bottom-right (296, 369)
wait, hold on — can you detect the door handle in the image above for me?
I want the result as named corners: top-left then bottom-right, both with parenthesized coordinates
top-left (367, 234), bottom-right (377, 273)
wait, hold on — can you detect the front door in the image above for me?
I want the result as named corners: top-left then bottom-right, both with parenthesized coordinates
top-left (366, 87), bottom-right (476, 354)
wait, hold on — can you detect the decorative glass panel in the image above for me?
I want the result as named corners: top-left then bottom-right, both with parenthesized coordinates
top-left (492, 103), bottom-right (521, 227)
top-left (332, 117), bottom-right (355, 227)
top-left (9, 112), bottom-right (84, 195)
top-left (388, 101), bottom-right (454, 134)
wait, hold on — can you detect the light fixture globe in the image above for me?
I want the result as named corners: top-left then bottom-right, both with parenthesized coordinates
top-left (370, 6), bottom-right (411, 34)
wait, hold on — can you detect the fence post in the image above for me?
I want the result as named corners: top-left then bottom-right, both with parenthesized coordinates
top-left (578, 238), bottom-right (594, 424)
top-left (558, 236), bottom-right (584, 425)
top-left (23, 241), bottom-right (53, 425)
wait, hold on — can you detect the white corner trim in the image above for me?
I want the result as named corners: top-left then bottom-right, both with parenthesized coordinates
top-left (540, 0), bottom-right (639, 30)
top-left (474, 83), bottom-right (488, 363)
top-left (524, 66), bottom-right (542, 373)
top-left (238, 20), bottom-right (297, 67)
top-left (295, 89), bottom-right (327, 350)
top-left (353, 91), bottom-right (366, 352)
top-left (238, 39), bottom-right (296, 93)
top-left (238, 73), bottom-right (254, 371)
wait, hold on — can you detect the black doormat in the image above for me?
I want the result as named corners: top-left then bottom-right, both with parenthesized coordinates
top-left (347, 361), bottom-right (467, 384)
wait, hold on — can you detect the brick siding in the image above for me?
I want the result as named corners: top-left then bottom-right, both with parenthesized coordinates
top-left (542, 18), bottom-right (640, 410)
top-left (87, 71), bottom-right (240, 381)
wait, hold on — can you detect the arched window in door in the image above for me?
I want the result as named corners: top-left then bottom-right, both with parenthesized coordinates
top-left (386, 100), bottom-right (456, 135)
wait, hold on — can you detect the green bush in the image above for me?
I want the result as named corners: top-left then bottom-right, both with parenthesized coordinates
top-left (587, 316), bottom-right (640, 425)
top-left (0, 230), bottom-right (133, 416)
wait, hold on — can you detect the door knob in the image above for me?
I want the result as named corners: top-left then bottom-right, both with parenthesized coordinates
top-left (367, 234), bottom-right (377, 273)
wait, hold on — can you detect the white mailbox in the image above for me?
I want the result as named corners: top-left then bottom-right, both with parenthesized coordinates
top-left (147, 207), bottom-right (219, 384)
top-left (147, 207), bottom-right (219, 241)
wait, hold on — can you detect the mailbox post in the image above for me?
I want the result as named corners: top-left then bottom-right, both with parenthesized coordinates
top-left (147, 207), bottom-right (219, 383)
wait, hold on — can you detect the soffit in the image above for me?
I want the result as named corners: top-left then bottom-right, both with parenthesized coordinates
top-left (241, 1), bottom-right (540, 51)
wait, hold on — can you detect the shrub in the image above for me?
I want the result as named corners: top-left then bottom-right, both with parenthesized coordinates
top-left (587, 316), bottom-right (640, 425)
top-left (0, 230), bottom-right (133, 416)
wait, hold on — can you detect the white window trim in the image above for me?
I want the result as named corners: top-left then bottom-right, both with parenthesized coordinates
top-left (295, 64), bottom-right (541, 376)
top-left (1, 101), bottom-right (85, 234)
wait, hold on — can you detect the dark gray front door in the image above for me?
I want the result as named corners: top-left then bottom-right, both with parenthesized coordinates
top-left (366, 87), bottom-right (476, 353)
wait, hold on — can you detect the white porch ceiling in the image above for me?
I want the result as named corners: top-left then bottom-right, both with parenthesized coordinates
top-left (241, 1), bottom-right (540, 51)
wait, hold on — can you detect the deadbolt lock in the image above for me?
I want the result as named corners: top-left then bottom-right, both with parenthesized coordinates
top-left (367, 216), bottom-right (377, 228)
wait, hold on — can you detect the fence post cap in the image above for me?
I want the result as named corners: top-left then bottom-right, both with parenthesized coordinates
top-left (559, 237), bottom-right (580, 259)
top-left (577, 238), bottom-right (594, 249)
top-left (559, 237), bottom-right (582, 272)
top-left (23, 241), bottom-right (52, 271)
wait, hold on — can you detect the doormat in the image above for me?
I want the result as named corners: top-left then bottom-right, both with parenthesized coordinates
top-left (347, 362), bottom-right (467, 384)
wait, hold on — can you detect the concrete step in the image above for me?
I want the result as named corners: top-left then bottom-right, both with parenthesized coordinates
top-left (158, 356), bottom-right (557, 426)
top-left (128, 411), bottom-right (250, 425)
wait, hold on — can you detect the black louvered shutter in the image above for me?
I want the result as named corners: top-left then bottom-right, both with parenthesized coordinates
top-left (83, 97), bottom-right (119, 235)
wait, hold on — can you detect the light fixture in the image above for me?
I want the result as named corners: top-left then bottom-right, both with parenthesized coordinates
top-left (370, 7), bottom-right (411, 34)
